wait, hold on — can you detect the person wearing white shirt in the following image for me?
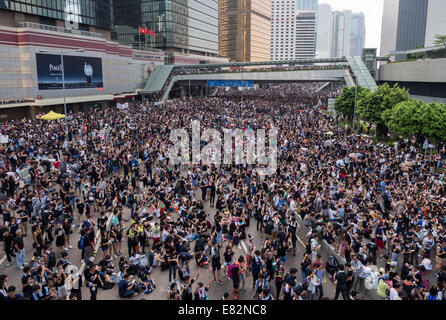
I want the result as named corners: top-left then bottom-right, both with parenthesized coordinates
top-left (161, 228), bottom-right (169, 243)
top-left (389, 284), bottom-right (402, 300)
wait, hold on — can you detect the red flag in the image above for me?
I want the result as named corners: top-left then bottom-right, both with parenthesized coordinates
top-left (150, 30), bottom-right (155, 37)
top-left (139, 27), bottom-right (146, 34)
top-left (145, 27), bottom-right (150, 34)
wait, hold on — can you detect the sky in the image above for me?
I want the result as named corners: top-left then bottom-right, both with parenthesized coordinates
top-left (320, 0), bottom-right (384, 51)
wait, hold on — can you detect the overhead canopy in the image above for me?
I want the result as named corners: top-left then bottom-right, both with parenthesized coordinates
top-left (39, 111), bottom-right (65, 120)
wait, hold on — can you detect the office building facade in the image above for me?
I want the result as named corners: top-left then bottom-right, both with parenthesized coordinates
top-left (316, 2), bottom-right (332, 58)
top-left (295, 10), bottom-right (316, 59)
top-left (423, 0), bottom-right (446, 48)
top-left (219, 0), bottom-right (271, 62)
top-left (271, 0), bottom-right (296, 61)
top-left (112, 0), bottom-right (219, 57)
top-left (297, 0), bottom-right (318, 11)
top-left (331, 10), bottom-right (351, 58)
top-left (350, 13), bottom-right (365, 56)
top-left (0, 0), bottom-right (113, 38)
top-left (380, 0), bottom-right (445, 58)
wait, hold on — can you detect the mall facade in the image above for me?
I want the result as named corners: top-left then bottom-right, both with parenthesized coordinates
top-left (0, 0), bottom-right (226, 120)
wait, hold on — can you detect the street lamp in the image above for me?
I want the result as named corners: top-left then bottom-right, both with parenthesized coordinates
top-left (352, 78), bottom-right (358, 136)
top-left (39, 49), bottom-right (84, 146)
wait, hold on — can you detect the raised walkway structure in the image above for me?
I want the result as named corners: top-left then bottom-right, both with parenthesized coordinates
top-left (139, 56), bottom-right (386, 101)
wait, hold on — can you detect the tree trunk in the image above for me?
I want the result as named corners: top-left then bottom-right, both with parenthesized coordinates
top-left (376, 123), bottom-right (388, 138)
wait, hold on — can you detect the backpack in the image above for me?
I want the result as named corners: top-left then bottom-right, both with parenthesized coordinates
top-left (326, 255), bottom-right (339, 269)
top-left (227, 263), bottom-right (238, 279)
top-left (48, 251), bottom-right (57, 268)
top-left (78, 237), bottom-right (84, 250)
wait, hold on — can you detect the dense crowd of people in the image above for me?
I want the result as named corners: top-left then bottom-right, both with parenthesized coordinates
top-left (0, 83), bottom-right (445, 301)
top-left (174, 64), bottom-right (349, 76)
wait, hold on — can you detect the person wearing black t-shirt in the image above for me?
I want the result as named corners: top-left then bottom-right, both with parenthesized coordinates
top-left (13, 229), bottom-right (25, 269)
top-left (210, 183), bottom-right (216, 207)
top-left (366, 238), bottom-right (378, 265)
top-left (3, 229), bottom-right (14, 268)
top-left (21, 266), bottom-right (34, 299)
top-left (334, 264), bottom-right (350, 300)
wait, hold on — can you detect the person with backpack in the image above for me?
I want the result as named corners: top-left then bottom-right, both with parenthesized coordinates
top-left (43, 245), bottom-right (57, 272)
top-left (79, 228), bottom-right (93, 263)
top-left (252, 273), bottom-right (270, 300)
top-left (194, 279), bottom-right (212, 300)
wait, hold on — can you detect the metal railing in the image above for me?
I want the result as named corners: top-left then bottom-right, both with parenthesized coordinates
top-left (17, 22), bottom-right (103, 38)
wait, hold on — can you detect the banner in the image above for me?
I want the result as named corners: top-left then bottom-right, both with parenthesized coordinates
top-left (117, 102), bottom-right (129, 110)
top-left (36, 53), bottom-right (103, 90)
top-left (207, 80), bottom-right (254, 87)
top-left (0, 135), bottom-right (8, 144)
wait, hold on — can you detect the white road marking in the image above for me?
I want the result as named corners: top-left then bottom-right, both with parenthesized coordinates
top-left (79, 210), bottom-right (114, 275)
top-left (240, 240), bottom-right (248, 254)
top-left (296, 235), bottom-right (306, 248)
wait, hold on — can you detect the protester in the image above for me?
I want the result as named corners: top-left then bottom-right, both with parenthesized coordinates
top-left (0, 82), bottom-right (444, 301)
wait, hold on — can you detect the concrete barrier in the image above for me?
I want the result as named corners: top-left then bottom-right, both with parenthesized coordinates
top-left (295, 213), bottom-right (382, 300)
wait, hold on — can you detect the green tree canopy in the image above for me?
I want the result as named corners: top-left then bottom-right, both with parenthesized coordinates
top-left (419, 102), bottom-right (446, 142)
top-left (357, 83), bottom-right (410, 136)
top-left (334, 86), bottom-right (370, 120)
top-left (434, 34), bottom-right (446, 47)
top-left (381, 99), bottom-right (426, 137)
top-left (382, 100), bottom-right (446, 142)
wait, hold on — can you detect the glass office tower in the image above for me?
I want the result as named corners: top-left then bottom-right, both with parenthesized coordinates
top-left (112, 0), bottom-right (218, 56)
top-left (0, 0), bottom-right (112, 30)
top-left (219, 0), bottom-right (271, 62)
top-left (297, 0), bottom-right (318, 11)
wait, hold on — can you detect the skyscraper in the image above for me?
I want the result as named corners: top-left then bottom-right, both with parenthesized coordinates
top-left (112, 0), bottom-right (219, 57)
top-left (316, 3), bottom-right (333, 58)
top-left (271, 0), bottom-right (297, 61)
top-left (424, 0), bottom-right (446, 47)
top-left (219, 0), bottom-right (271, 62)
top-left (295, 11), bottom-right (317, 59)
top-left (379, 0), bottom-right (446, 59)
top-left (350, 13), bottom-right (366, 56)
top-left (0, 0), bottom-right (113, 37)
top-left (297, 0), bottom-right (318, 11)
top-left (331, 10), bottom-right (351, 58)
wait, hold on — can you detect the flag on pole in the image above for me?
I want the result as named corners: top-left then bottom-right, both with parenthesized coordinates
top-left (145, 28), bottom-right (155, 37)
top-left (139, 27), bottom-right (146, 34)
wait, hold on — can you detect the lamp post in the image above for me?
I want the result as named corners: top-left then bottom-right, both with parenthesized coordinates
top-left (352, 83), bottom-right (358, 135)
top-left (39, 49), bottom-right (84, 146)
top-left (352, 77), bottom-right (358, 136)
top-left (241, 66), bottom-right (244, 104)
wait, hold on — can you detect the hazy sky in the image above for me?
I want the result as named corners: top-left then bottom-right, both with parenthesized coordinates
top-left (320, 0), bottom-right (384, 51)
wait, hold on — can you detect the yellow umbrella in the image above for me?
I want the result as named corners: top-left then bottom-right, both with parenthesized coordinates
top-left (39, 111), bottom-right (66, 120)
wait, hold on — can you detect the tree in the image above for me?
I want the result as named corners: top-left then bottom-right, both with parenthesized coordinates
top-left (434, 34), bottom-right (446, 47)
top-left (357, 83), bottom-right (410, 137)
top-left (334, 86), bottom-right (370, 120)
top-left (381, 99), bottom-right (425, 137)
top-left (419, 102), bottom-right (446, 142)
top-left (382, 100), bottom-right (446, 144)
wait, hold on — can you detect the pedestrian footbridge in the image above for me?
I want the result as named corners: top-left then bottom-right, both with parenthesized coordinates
top-left (139, 56), bottom-right (385, 101)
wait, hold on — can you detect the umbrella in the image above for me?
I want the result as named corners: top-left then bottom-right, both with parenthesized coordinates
top-left (325, 131), bottom-right (334, 136)
top-left (39, 111), bottom-right (65, 120)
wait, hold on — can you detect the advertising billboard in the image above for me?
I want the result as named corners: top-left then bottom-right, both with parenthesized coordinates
top-left (36, 53), bottom-right (103, 90)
